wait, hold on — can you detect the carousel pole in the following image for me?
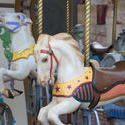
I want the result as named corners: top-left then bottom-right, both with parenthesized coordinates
top-left (66, 1), bottom-right (72, 123)
top-left (37, 1), bottom-right (44, 124)
top-left (66, 0), bottom-right (70, 33)
top-left (112, 0), bottom-right (118, 46)
top-left (84, 0), bottom-right (91, 66)
top-left (38, 0), bottom-right (43, 35)
top-left (71, 0), bottom-right (74, 30)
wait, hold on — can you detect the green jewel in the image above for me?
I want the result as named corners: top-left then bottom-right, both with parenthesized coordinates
top-left (49, 50), bottom-right (53, 55)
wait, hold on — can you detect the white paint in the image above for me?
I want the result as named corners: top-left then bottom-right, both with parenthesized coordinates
top-left (0, 8), bottom-right (28, 125)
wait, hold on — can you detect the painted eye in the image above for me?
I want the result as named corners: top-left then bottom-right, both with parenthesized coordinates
top-left (0, 28), bottom-right (5, 35)
top-left (42, 57), bottom-right (48, 63)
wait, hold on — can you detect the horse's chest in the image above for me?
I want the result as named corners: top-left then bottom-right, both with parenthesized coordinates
top-left (52, 67), bottom-right (94, 102)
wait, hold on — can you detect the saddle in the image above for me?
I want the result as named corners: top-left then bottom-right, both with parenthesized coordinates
top-left (90, 42), bottom-right (113, 54)
top-left (90, 42), bottom-right (113, 60)
top-left (89, 61), bottom-right (125, 109)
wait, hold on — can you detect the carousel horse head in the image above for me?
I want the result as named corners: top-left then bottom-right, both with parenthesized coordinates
top-left (0, 12), bottom-right (32, 32)
top-left (34, 33), bottom-right (83, 86)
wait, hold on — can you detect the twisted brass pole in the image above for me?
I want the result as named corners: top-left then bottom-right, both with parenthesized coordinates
top-left (112, 0), bottom-right (118, 46)
top-left (38, 0), bottom-right (43, 35)
top-left (71, 0), bottom-right (74, 30)
top-left (84, 0), bottom-right (91, 66)
top-left (66, 0), bottom-right (70, 33)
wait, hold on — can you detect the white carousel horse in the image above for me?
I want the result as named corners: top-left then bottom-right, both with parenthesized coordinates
top-left (0, 12), bottom-right (36, 98)
top-left (34, 33), bottom-right (125, 125)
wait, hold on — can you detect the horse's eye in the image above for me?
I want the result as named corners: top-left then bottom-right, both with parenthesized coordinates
top-left (42, 57), bottom-right (48, 63)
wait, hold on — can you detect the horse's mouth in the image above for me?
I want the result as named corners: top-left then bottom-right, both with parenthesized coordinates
top-left (37, 80), bottom-right (48, 87)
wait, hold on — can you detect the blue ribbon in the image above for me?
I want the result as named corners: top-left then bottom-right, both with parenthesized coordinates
top-left (55, 66), bottom-right (58, 73)
top-left (6, 15), bottom-right (27, 32)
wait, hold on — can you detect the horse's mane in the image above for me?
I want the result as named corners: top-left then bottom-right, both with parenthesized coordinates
top-left (53, 33), bottom-right (80, 52)
top-left (37, 33), bottom-right (84, 63)
top-left (53, 33), bottom-right (84, 63)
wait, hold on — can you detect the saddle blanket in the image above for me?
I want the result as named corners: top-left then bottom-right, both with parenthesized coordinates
top-left (73, 82), bottom-right (94, 102)
top-left (52, 67), bottom-right (94, 102)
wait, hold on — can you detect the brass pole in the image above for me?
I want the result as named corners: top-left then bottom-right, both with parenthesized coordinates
top-left (38, 0), bottom-right (43, 35)
top-left (71, 0), bottom-right (74, 30)
top-left (66, 0), bottom-right (70, 33)
top-left (112, 0), bottom-right (118, 46)
top-left (84, 0), bottom-right (91, 66)
top-left (30, 0), bottom-right (39, 41)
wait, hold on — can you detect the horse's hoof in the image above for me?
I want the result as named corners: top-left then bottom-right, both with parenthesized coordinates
top-left (2, 89), bottom-right (23, 99)
top-left (7, 89), bottom-right (14, 99)
top-left (2, 89), bottom-right (14, 99)
top-left (10, 89), bottom-right (23, 97)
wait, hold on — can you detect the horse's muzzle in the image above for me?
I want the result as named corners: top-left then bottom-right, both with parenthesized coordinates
top-left (37, 79), bottom-right (48, 87)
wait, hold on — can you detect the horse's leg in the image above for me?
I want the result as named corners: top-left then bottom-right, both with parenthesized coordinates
top-left (38, 100), bottom-right (56, 125)
top-left (48, 98), bottom-right (81, 125)
top-left (0, 56), bottom-right (36, 98)
top-left (0, 64), bottom-right (31, 98)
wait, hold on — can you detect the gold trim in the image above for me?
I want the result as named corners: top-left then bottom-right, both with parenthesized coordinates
top-left (12, 44), bottom-right (35, 62)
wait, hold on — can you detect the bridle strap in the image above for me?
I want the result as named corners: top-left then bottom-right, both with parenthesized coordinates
top-left (6, 15), bottom-right (27, 32)
top-left (40, 43), bottom-right (59, 78)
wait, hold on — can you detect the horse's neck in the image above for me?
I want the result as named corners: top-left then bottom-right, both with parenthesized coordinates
top-left (56, 44), bottom-right (87, 83)
top-left (11, 27), bottom-right (35, 52)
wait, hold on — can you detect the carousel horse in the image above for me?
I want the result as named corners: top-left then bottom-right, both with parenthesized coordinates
top-left (34, 33), bottom-right (125, 125)
top-left (0, 12), bottom-right (36, 98)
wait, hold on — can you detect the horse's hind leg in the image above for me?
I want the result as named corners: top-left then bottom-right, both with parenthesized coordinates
top-left (48, 98), bottom-right (80, 125)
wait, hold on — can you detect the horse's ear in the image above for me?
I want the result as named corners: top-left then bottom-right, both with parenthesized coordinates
top-left (25, 17), bottom-right (32, 24)
top-left (17, 14), bottom-right (32, 24)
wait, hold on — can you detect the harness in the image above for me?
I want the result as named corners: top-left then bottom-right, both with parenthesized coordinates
top-left (6, 15), bottom-right (27, 32)
top-left (40, 40), bottom-right (59, 79)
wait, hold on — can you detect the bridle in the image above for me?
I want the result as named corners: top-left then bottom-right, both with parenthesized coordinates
top-left (6, 15), bottom-right (27, 32)
top-left (40, 41), bottom-right (59, 81)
